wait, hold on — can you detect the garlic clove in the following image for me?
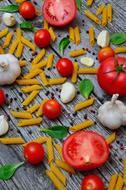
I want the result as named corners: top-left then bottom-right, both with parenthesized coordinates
top-left (97, 30), bottom-right (110, 48)
top-left (80, 57), bottom-right (95, 67)
top-left (0, 115), bottom-right (9, 136)
top-left (2, 13), bottom-right (16, 27)
top-left (60, 82), bottom-right (76, 104)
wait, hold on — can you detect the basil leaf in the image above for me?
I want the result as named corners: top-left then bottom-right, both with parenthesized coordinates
top-left (59, 37), bottom-right (70, 55)
top-left (76, 0), bottom-right (82, 11)
top-left (39, 126), bottom-right (68, 139)
top-left (110, 33), bottom-right (126, 45)
top-left (79, 79), bottom-right (94, 99)
top-left (0, 162), bottom-right (24, 180)
top-left (20, 21), bottom-right (36, 31)
top-left (0, 4), bottom-right (19, 13)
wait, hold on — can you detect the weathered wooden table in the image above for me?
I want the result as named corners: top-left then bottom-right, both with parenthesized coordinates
top-left (0, 0), bottom-right (126, 189)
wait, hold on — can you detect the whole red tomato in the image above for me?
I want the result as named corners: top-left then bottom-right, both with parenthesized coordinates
top-left (56, 58), bottom-right (74, 77)
top-left (81, 175), bottom-right (104, 190)
top-left (98, 47), bottom-right (115, 62)
top-left (43, 99), bottom-right (62, 119)
top-left (24, 142), bottom-right (44, 165)
top-left (19, 2), bottom-right (36, 19)
top-left (97, 57), bottom-right (126, 96)
top-left (34, 29), bottom-right (51, 48)
top-left (0, 89), bottom-right (6, 106)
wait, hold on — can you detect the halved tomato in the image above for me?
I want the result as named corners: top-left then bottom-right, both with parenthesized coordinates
top-left (42, 0), bottom-right (77, 26)
top-left (62, 131), bottom-right (109, 170)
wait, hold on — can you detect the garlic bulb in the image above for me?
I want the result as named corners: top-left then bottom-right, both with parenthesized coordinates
top-left (0, 115), bottom-right (9, 136)
top-left (80, 57), bottom-right (95, 67)
top-left (97, 30), bottom-right (110, 48)
top-left (0, 54), bottom-right (21, 85)
top-left (2, 13), bottom-right (16, 27)
top-left (98, 94), bottom-right (126, 130)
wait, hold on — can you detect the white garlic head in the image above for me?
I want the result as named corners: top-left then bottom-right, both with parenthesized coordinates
top-left (0, 115), bottom-right (9, 136)
top-left (2, 13), bottom-right (16, 27)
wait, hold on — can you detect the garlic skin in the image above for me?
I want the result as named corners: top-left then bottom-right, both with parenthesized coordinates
top-left (2, 13), bottom-right (16, 27)
top-left (80, 57), bottom-right (95, 67)
top-left (97, 30), bottom-right (110, 48)
top-left (60, 82), bottom-right (76, 104)
top-left (0, 115), bottom-right (9, 136)
top-left (98, 94), bottom-right (126, 130)
top-left (0, 54), bottom-right (21, 85)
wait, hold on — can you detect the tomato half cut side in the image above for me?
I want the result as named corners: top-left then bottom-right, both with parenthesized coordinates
top-left (42, 0), bottom-right (77, 26)
top-left (62, 131), bottom-right (109, 170)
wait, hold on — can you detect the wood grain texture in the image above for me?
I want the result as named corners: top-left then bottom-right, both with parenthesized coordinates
top-left (0, 0), bottom-right (126, 189)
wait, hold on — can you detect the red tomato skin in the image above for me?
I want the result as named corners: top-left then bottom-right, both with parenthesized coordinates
top-left (43, 99), bottom-right (62, 119)
top-left (24, 142), bottom-right (44, 165)
top-left (97, 57), bottom-right (126, 96)
top-left (19, 2), bottom-right (36, 19)
top-left (42, 0), bottom-right (77, 26)
top-left (62, 131), bottom-right (109, 170)
top-left (81, 175), bottom-right (104, 190)
top-left (0, 89), bottom-right (6, 106)
top-left (34, 29), bottom-right (51, 48)
top-left (98, 47), bottom-right (115, 62)
top-left (56, 58), bottom-right (74, 77)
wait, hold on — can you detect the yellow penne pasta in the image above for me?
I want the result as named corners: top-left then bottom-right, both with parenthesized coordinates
top-left (47, 137), bottom-right (54, 164)
top-left (71, 62), bottom-right (79, 83)
top-left (23, 136), bottom-right (48, 147)
top-left (10, 111), bottom-right (32, 119)
top-left (24, 69), bottom-right (42, 79)
top-left (74, 26), bottom-right (81, 45)
top-left (87, 0), bottom-right (94, 6)
top-left (21, 36), bottom-right (35, 51)
top-left (50, 163), bottom-right (67, 186)
top-left (32, 49), bottom-right (46, 65)
top-left (31, 60), bottom-right (47, 70)
top-left (115, 175), bottom-right (124, 190)
top-left (0, 137), bottom-right (25, 145)
top-left (16, 0), bottom-right (26, 3)
top-left (69, 27), bottom-right (75, 43)
top-left (27, 104), bottom-right (40, 114)
top-left (102, 7), bottom-right (108, 27)
top-left (49, 27), bottom-right (57, 42)
top-left (89, 27), bottom-right (95, 47)
top-left (16, 79), bottom-right (40, 85)
top-left (15, 42), bottom-right (24, 58)
top-left (46, 170), bottom-right (65, 190)
top-left (124, 160), bottom-right (126, 184)
top-left (46, 54), bottom-right (54, 69)
top-left (43, 19), bottom-right (49, 30)
top-left (74, 98), bottom-right (94, 112)
top-left (114, 47), bottom-right (126, 54)
top-left (0, 46), bottom-right (4, 54)
top-left (19, 60), bottom-right (27, 67)
top-left (96, 4), bottom-right (105, 15)
top-left (22, 90), bottom-right (40, 106)
top-left (2, 32), bottom-right (13, 49)
top-left (39, 71), bottom-right (48, 86)
top-left (108, 175), bottom-right (118, 190)
top-left (17, 117), bottom-right (42, 127)
top-left (69, 49), bottom-right (86, 57)
top-left (48, 78), bottom-right (67, 86)
top-left (55, 160), bottom-right (75, 174)
top-left (36, 99), bottom-right (48, 116)
top-left (16, 28), bottom-right (22, 39)
top-left (21, 85), bottom-right (42, 93)
top-left (84, 10), bottom-right (101, 24)
top-left (106, 132), bottom-right (116, 144)
top-left (8, 39), bottom-right (19, 54)
top-left (78, 67), bottom-right (98, 74)
top-left (107, 4), bottom-right (113, 22)
top-left (54, 144), bottom-right (64, 161)
top-left (69, 119), bottom-right (94, 132)
top-left (0, 28), bottom-right (8, 38)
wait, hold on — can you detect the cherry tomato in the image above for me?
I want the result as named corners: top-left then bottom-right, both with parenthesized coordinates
top-left (19, 1), bottom-right (36, 20)
top-left (24, 142), bottom-right (44, 165)
top-left (34, 29), bottom-right (51, 48)
top-left (0, 89), bottom-right (6, 106)
top-left (43, 99), bottom-right (62, 119)
top-left (62, 131), bottom-right (109, 170)
top-left (56, 58), bottom-right (74, 77)
top-left (98, 47), bottom-right (115, 62)
top-left (97, 56), bottom-right (126, 96)
top-left (42, 0), bottom-right (77, 26)
top-left (81, 175), bottom-right (104, 190)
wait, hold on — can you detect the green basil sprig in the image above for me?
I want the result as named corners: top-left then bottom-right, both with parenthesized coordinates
top-left (0, 4), bottom-right (19, 13)
top-left (39, 125), bottom-right (68, 139)
top-left (76, 0), bottom-right (82, 11)
top-left (79, 79), bottom-right (94, 99)
top-left (59, 37), bottom-right (70, 55)
top-left (20, 21), bottom-right (36, 32)
top-left (0, 162), bottom-right (24, 180)
top-left (110, 33), bottom-right (126, 45)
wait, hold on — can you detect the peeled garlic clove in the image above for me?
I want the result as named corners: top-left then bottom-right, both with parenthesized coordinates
top-left (80, 57), bottom-right (95, 67)
top-left (61, 82), bottom-right (76, 103)
top-left (0, 115), bottom-right (9, 136)
top-left (97, 30), bottom-right (110, 48)
top-left (2, 13), bottom-right (16, 27)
